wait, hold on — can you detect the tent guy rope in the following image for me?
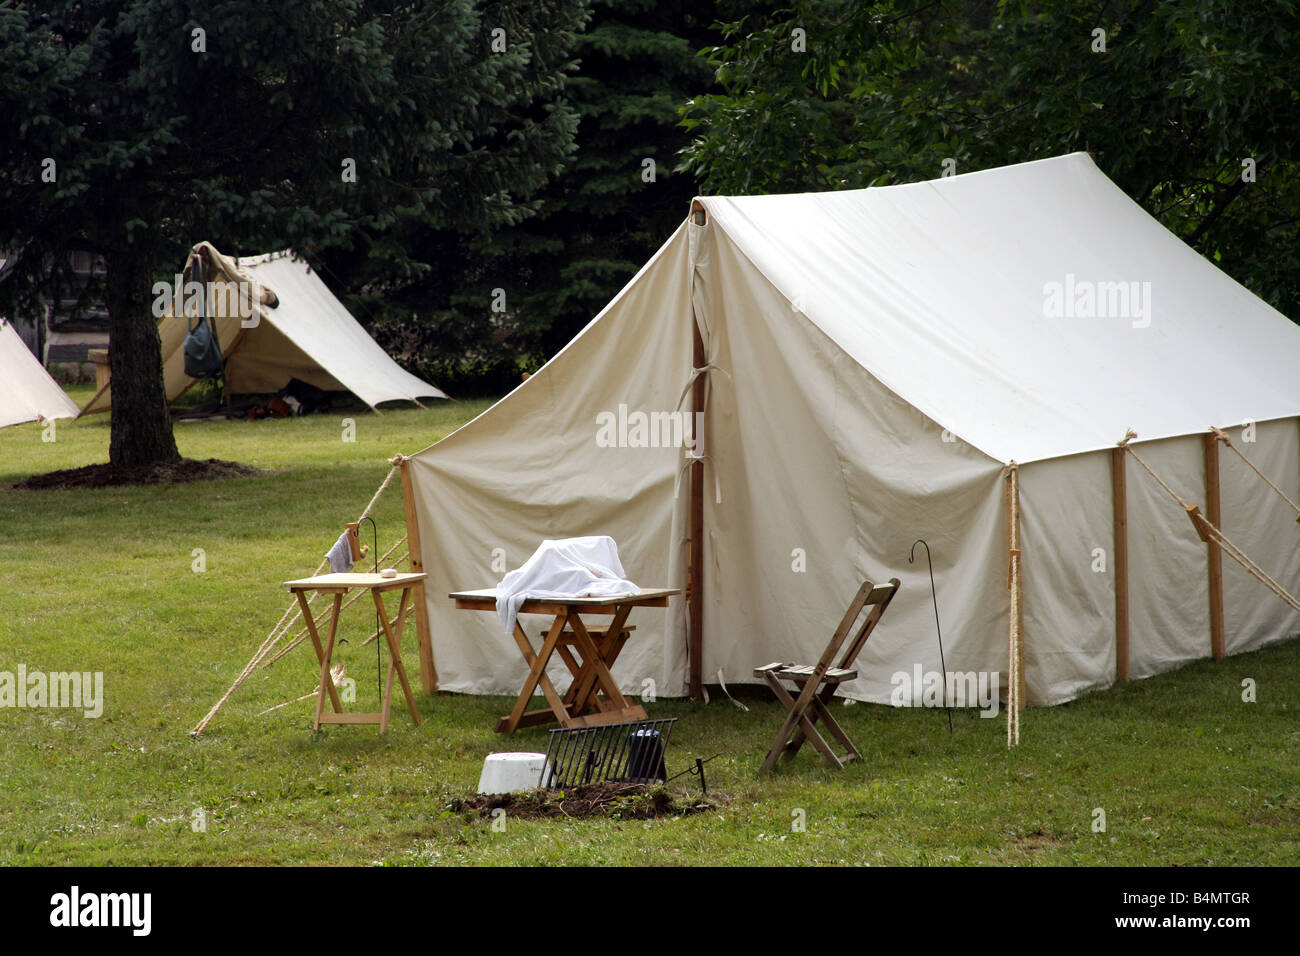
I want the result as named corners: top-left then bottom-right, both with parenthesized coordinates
top-left (1117, 430), bottom-right (1300, 616)
top-left (1209, 426), bottom-right (1300, 522)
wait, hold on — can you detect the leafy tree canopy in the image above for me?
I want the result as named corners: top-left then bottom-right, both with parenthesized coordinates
top-left (0, 0), bottom-right (588, 463)
top-left (680, 0), bottom-right (1300, 318)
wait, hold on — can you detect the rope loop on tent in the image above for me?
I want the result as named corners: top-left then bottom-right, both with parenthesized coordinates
top-left (189, 462), bottom-right (406, 737)
top-left (1209, 425), bottom-right (1300, 522)
top-left (1118, 433), bottom-right (1300, 618)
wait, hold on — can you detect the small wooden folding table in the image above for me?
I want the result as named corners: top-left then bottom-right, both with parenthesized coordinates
top-left (284, 572), bottom-right (425, 732)
top-left (450, 587), bottom-right (679, 734)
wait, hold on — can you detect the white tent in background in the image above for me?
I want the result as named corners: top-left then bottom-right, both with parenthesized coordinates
top-left (81, 242), bottom-right (446, 414)
top-left (393, 152), bottom-right (1300, 712)
top-left (0, 318), bottom-right (80, 428)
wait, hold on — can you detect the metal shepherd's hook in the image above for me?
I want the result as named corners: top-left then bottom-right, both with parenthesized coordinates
top-left (910, 538), bottom-right (953, 734)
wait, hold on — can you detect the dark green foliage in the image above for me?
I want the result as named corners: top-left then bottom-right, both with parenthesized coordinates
top-left (345, 0), bottom-right (719, 395)
top-left (679, 0), bottom-right (1300, 320)
top-left (0, 0), bottom-right (588, 457)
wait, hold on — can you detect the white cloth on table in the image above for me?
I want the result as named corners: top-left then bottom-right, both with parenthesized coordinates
top-left (326, 532), bottom-right (354, 574)
top-left (496, 536), bottom-right (639, 637)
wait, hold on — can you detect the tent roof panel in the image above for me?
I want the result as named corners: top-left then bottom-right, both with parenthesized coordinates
top-left (699, 152), bottom-right (1300, 463)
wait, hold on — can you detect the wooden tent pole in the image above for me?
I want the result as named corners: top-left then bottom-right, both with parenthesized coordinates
top-left (1004, 463), bottom-right (1025, 748)
top-left (1110, 447), bottom-right (1130, 682)
top-left (688, 313), bottom-right (706, 700)
top-left (687, 200), bottom-right (707, 701)
top-left (1203, 432), bottom-right (1226, 660)
top-left (398, 456), bottom-right (438, 693)
top-left (1006, 465), bottom-right (1025, 711)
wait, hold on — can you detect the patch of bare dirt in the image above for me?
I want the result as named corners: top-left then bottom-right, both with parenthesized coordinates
top-left (12, 457), bottom-right (261, 490)
top-left (450, 783), bottom-right (716, 821)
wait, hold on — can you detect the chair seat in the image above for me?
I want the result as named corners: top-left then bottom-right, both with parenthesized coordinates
top-left (754, 662), bottom-right (857, 683)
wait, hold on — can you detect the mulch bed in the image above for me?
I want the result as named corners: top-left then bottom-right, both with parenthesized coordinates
top-left (12, 457), bottom-right (261, 490)
top-left (450, 783), bottom-right (716, 821)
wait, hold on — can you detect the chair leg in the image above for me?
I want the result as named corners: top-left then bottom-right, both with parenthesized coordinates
top-left (759, 674), bottom-right (846, 774)
top-left (808, 694), bottom-right (859, 762)
top-left (785, 684), bottom-right (858, 763)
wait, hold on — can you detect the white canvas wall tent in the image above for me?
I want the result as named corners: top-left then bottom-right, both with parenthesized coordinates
top-left (389, 152), bottom-right (1300, 728)
top-left (0, 318), bottom-right (80, 428)
top-left (80, 242), bottom-right (447, 415)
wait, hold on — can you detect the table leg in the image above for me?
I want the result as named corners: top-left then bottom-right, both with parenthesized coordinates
top-left (373, 587), bottom-right (421, 731)
top-left (498, 612), bottom-right (570, 734)
top-left (297, 591), bottom-right (344, 730)
top-left (566, 609), bottom-right (646, 729)
top-left (567, 607), bottom-right (633, 716)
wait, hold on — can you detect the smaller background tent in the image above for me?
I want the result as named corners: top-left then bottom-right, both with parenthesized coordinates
top-left (0, 318), bottom-right (80, 428)
top-left (81, 242), bottom-right (446, 414)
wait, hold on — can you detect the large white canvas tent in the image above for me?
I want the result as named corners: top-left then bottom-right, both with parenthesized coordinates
top-left (397, 152), bottom-right (1300, 710)
top-left (81, 242), bottom-right (446, 414)
top-left (0, 318), bottom-right (80, 428)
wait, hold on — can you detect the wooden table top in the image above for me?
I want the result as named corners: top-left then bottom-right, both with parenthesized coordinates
top-left (450, 586), bottom-right (680, 613)
top-left (285, 572), bottom-right (427, 593)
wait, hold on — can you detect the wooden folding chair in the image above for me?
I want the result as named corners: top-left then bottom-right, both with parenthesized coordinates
top-left (755, 578), bottom-right (900, 775)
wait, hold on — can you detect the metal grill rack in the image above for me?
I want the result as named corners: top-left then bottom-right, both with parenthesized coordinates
top-left (539, 718), bottom-right (677, 788)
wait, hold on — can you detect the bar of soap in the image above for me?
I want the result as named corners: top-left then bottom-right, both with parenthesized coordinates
top-left (380, 568), bottom-right (398, 578)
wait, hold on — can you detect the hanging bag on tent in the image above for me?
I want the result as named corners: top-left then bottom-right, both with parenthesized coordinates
top-left (182, 254), bottom-right (224, 379)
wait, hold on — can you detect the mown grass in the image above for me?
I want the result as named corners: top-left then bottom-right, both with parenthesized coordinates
top-left (0, 387), bottom-right (1296, 866)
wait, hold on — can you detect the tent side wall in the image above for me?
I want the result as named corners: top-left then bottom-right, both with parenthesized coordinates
top-left (405, 225), bottom-right (696, 696)
top-left (1220, 419), bottom-right (1300, 654)
top-left (1019, 419), bottom-right (1300, 704)
top-left (222, 320), bottom-right (347, 395)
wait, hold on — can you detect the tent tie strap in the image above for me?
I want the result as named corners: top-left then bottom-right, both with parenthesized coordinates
top-left (1209, 426), bottom-right (1300, 522)
top-left (673, 362), bottom-right (733, 415)
top-left (673, 453), bottom-right (722, 505)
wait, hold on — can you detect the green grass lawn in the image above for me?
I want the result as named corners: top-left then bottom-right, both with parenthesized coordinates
top-left (1, 387), bottom-right (1297, 866)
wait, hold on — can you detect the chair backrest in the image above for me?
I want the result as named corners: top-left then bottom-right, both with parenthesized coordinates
top-left (826, 578), bottom-right (900, 672)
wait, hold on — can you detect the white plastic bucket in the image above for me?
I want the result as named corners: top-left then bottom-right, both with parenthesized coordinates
top-left (476, 752), bottom-right (548, 794)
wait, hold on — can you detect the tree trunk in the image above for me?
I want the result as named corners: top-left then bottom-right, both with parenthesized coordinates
top-left (105, 250), bottom-right (180, 466)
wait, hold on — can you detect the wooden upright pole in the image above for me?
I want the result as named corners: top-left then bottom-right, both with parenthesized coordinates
top-left (1005, 464), bottom-right (1026, 712)
top-left (1110, 448), bottom-right (1130, 682)
top-left (1203, 432), bottom-right (1226, 660)
top-left (688, 315), bottom-right (706, 700)
top-left (687, 201), bottom-right (706, 701)
top-left (399, 457), bottom-right (438, 693)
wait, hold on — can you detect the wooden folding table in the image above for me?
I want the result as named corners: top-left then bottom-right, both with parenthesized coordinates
top-left (450, 587), bottom-right (679, 734)
top-left (284, 572), bottom-right (425, 732)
